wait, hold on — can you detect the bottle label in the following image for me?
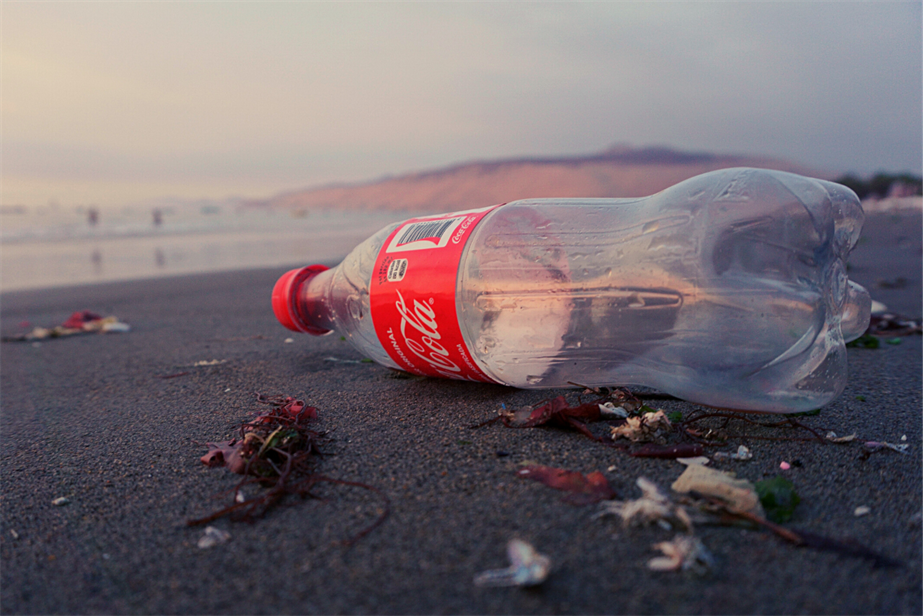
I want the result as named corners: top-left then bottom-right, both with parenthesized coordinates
top-left (370, 205), bottom-right (502, 383)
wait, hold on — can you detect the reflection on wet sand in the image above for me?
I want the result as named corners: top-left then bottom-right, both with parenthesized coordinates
top-left (91, 248), bottom-right (102, 275)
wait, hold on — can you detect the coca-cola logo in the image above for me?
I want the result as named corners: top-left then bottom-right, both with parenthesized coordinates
top-left (394, 290), bottom-right (461, 378)
top-left (451, 215), bottom-right (476, 245)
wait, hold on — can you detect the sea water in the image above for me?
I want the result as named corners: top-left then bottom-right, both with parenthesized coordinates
top-left (0, 202), bottom-right (413, 293)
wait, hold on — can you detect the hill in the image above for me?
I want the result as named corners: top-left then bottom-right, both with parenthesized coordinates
top-left (250, 145), bottom-right (828, 213)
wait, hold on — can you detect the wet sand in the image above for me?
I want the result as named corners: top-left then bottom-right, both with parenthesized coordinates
top-left (1, 210), bottom-right (920, 614)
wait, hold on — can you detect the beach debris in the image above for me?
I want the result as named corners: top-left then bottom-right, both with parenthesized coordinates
top-left (189, 393), bottom-right (389, 544)
top-left (854, 506), bottom-right (871, 517)
top-left (197, 526), bottom-right (231, 549)
top-left (847, 334), bottom-right (881, 349)
top-left (472, 392), bottom-right (635, 443)
top-left (2, 311), bottom-right (130, 342)
top-left (672, 465), bottom-right (765, 518)
top-left (713, 445), bottom-right (753, 461)
top-left (611, 410), bottom-right (673, 444)
top-left (475, 388), bottom-right (645, 433)
top-left (630, 443), bottom-right (705, 459)
top-left (863, 440), bottom-right (910, 454)
top-left (825, 431), bottom-right (857, 444)
top-left (192, 359), bottom-right (227, 367)
top-left (598, 401), bottom-right (630, 418)
top-left (598, 477), bottom-right (692, 531)
top-left (677, 456), bottom-right (710, 466)
top-left (323, 356), bottom-right (365, 364)
top-left (866, 312), bottom-right (922, 337)
top-left (52, 497), bottom-right (69, 507)
top-left (517, 465), bottom-right (616, 505)
top-left (648, 534), bottom-right (714, 573)
top-left (754, 476), bottom-right (800, 523)
top-left (284, 338), bottom-right (294, 344)
top-left (779, 461), bottom-right (791, 470)
top-left (474, 539), bottom-right (551, 588)
top-left (9, 529), bottom-right (19, 540)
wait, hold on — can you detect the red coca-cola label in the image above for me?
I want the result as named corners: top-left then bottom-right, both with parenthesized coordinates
top-left (370, 205), bottom-right (501, 383)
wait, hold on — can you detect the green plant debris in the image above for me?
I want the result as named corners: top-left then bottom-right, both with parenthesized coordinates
top-left (886, 338), bottom-right (903, 345)
top-left (855, 395), bottom-right (867, 402)
top-left (666, 411), bottom-right (683, 423)
top-left (847, 334), bottom-right (880, 349)
top-left (755, 476), bottom-right (800, 523)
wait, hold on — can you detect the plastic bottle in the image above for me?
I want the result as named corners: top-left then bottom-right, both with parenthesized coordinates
top-left (272, 168), bottom-right (871, 413)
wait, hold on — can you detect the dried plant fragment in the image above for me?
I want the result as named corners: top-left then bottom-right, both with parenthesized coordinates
top-left (474, 539), bottom-right (551, 588)
top-left (598, 477), bottom-right (691, 531)
top-left (713, 445), bottom-right (753, 461)
top-left (648, 534), bottom-right (714, 573)
top-left (672, 464), bottom-right (765, 518)
top-left (598, 401), bottom-right (630, 418)
top-left (611, 410), bottom-right (673, 444)
top-left (825, 432), bottom-right (857, 444)
top-left (677, 456), bottom-right (710, 466)
top-left (517, 465), bottom-right (616, 505)
top-left (864, 441), bottom-right (909, 454)
top-left (197, 526), bottom-right (230, 549)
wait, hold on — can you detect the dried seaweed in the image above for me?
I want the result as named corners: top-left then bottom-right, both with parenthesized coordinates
top-left (2, 310), bottom-right (130, 342)
top-left (678, 408), bottom-right (827, 444)
top-left (517, 465), bottom-right (617, 505)
top-left (692, 495), bottom-right (902, 568)
top-left (471, 389), bottom-right (642, 444)
top-left (189, 394), bottom-right (389, 545)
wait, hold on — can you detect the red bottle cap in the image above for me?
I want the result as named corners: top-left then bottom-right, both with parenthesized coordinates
top-left (271, 265), bottom-right (331, 335)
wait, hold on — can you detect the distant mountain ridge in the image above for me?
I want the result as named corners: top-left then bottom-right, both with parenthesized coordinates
top-left (250, 145), bottom-right (828, 213)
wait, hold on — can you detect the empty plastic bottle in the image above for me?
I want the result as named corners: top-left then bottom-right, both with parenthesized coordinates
top-left (272, 168), bottom-right (871, 413)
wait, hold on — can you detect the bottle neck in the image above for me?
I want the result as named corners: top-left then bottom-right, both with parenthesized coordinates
top-left (294, 267), bottom-right (338, 334)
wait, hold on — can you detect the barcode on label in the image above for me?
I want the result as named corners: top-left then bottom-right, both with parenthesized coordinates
top-left (387, 216), bottom-right (466, 253)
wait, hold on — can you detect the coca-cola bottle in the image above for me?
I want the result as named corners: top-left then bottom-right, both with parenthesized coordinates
top-left (272, 168), bottom-right (870, 413)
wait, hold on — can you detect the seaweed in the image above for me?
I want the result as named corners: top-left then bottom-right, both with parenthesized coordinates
top-left (189, 393), bottom-right (389, 545)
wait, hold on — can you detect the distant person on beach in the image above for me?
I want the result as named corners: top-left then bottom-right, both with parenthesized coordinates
top-left (152, 208), bottom-right (163, 227)
top-left (87, 207), bottom-right (99, 226)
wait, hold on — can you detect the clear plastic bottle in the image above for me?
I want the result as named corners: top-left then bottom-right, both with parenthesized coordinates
top-left (273, 168), bottom-right (871, 413)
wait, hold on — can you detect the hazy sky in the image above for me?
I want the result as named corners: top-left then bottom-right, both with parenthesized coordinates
top-left (3, 2), bottom-right (921, 207)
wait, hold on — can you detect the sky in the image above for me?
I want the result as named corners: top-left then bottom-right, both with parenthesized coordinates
top-left (3, 1), bottom-right (921, 208)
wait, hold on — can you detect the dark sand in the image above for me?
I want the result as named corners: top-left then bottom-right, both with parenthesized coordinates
top-left (2, 211), bottom-right (920, 614)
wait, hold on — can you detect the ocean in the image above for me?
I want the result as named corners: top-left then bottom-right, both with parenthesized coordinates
top-left (0, 203), bottom-right (415, 293)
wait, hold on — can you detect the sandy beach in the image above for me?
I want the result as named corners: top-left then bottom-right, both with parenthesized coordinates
top-left (1, 209), bottom-right (920, 614)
